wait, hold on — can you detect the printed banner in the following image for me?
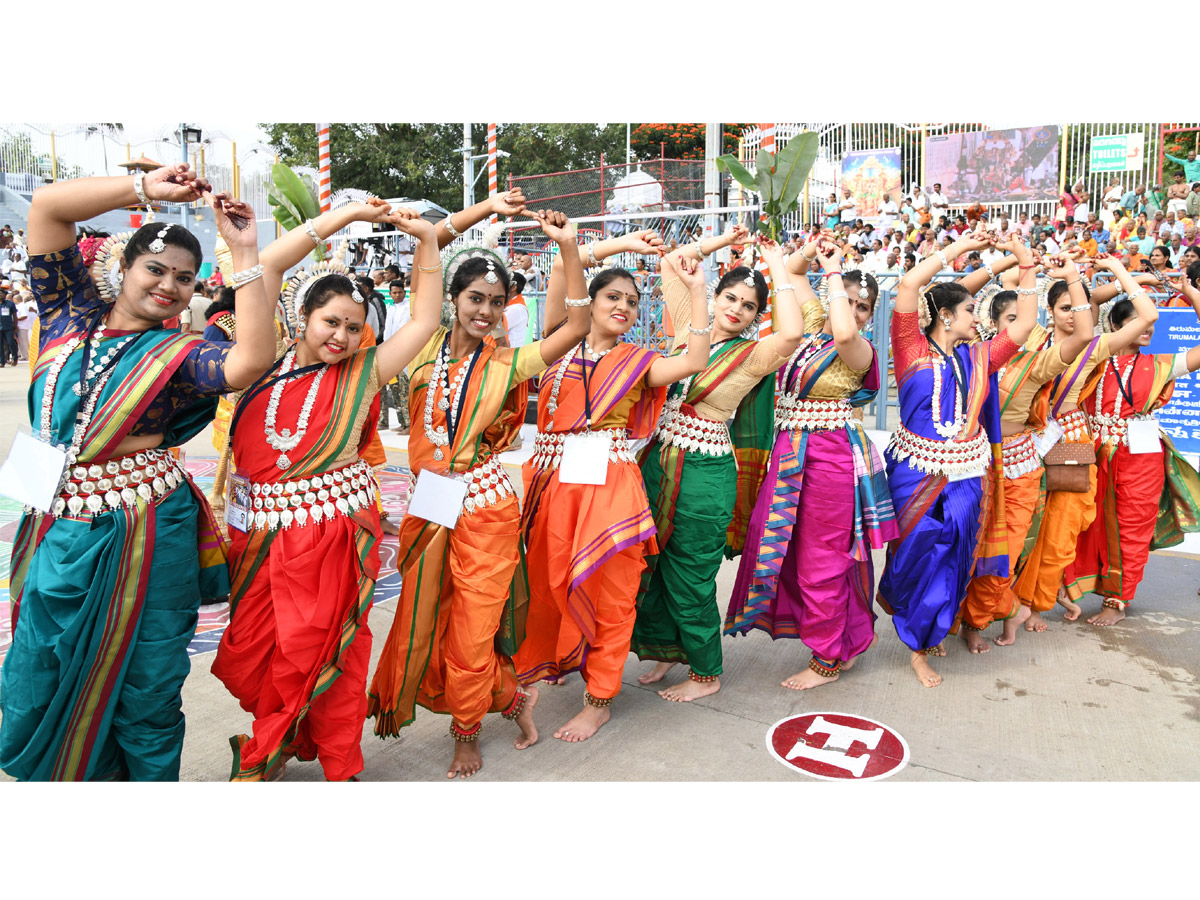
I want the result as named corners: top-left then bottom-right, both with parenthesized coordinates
top-left (1148, 308), bottom-right (1200, 456)
top-left (840, 148), bottom-right (902, 224)
top-left (924, 125), bottom-right (1060, 204)
top-left (1090, 133), bottom-right (1145, 173)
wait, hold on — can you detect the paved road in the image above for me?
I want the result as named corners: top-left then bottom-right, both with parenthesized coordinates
top-left (1, 360), bottom-right (1198, 782)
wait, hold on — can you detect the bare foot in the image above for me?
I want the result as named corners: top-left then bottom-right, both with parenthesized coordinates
top-left (513, 686), bottom-right (539, 750)
top-left (1057, 587), bottom-right (1082, 622)
top-left (910, 651), bottom-right (942, 687)
top-left (1024, 610), bottom-right (1048, 633)
top-left (1087, 605), bottom-right (1126, 627)
top-left (962, 628), bottom-right (991, 653)
top-left (782, 668), bottom-right (838, 690)
top-left (996, 604), bottom-right (1032, 645)
top-left (447, 740), bottom-right (482, 779)
top-left (658, 677), bottom-right (721, 702)
top-left (554, 703), bottom-right (611, 743)
top-left (637, 661), bottom-right (676, 685)
top-left (841, 635), bottom-right (878, 671)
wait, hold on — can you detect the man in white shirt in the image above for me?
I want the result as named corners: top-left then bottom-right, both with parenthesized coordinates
top-left (928, 183), bottom-right (949, 226)
top-left (382, 279), bottom-right (412, 433)
top-left (878, 191), bottom-right (900, 229)
top-left (1072, 192), bottom-right (1090, 226)
top-left (504, 273), bottom-right (530, 348)
top-left (15, 292), bottom-right (35, 361)
top-left (838, 188), bottom-right (857, 228)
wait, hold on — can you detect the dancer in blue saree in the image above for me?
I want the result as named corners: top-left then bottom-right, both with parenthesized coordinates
top-left (0, 165), bottom-right (278, 780)
top-left (876, 232), bottom-right (1038, 687)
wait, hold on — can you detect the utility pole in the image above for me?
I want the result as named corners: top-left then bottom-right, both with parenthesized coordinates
top-left (179, 123), bottom-right (189, 228)
top-left (463, 123), bottom-right (474, 210)
top-left (703, 122), bottom-right (721, 279)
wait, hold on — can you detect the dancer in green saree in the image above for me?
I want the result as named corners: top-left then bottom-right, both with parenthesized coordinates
top-left (0, 165), bottom-right (278, 781)
top-left (634, 227), bottom-right (805, 701)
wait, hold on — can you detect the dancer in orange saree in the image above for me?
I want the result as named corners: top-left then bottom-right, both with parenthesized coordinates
top-left (368, 210), bottom-right (592, 778)
top-left (1062, 259), bottom-right (1200, 625)
top-left (512, 230), bottom-right (713, 742)
top-left (958, 253), bottom-right (1093, 650)
top-left (212, 200), bottom-right (442, 781)
top-left (1013, 258), bottom-right (1160, 630)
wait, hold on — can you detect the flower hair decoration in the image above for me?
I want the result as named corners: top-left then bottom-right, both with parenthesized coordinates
top-left (279, 237), bottom-right (353, 337)
top-left (974, 283), bottom-right (1004, 342)
top-left (89, 232), bottom-right (135, 302)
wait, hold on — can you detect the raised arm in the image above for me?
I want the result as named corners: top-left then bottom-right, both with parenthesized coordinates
top-left (896, 233), bottom-right (991, 314)
top-left (754, 236), bottom-right (804, 358)
top-left (999, 235), bottom-right (1038, 348)
top-left (27, 164), bottom-right (210, 255)
top-left (523, 210), bottom-right (591, 364)
top-left (812, 239), bottom-right (873, 371)
top-left (260, 199), bottom-right (394, 302)
top-left (543, 229), bottom-right (664, 335)
top-left (207, 193), bottom-right (278, 390)
top-left (376, 212), bottom-right (444, 384)
top-left (1093, 254), bottom-right (1159, 356)
top-left (1041, 255), bottom-right (1093, 364)
top-left (958, 251), bottom-right (1017, 296)
top-left (645, 254), bottom-right (712, 388)
top-left (1173, 270), bottom-right (1200, 373)
top-left (435, 188), bottom-right (527, 249)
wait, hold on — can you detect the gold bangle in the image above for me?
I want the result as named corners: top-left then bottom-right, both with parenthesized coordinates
top-left (417, 263), bottom-right (441, 273)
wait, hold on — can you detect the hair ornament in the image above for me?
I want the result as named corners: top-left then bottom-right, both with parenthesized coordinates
top-left (89, 232), bottom-right (135, 302)
top-left (440, 243), bottom-right (508, 300)
top-left (917, 283), bottom-right (935, 330)
top-left (974, 283), bottom-right (1003, 342)
top-left (148, 223), bottom-right (174, 255)
top-left (484, 257), bottom-right (499, 284)
top-left (280, 237), bottom-right (352, 337)
top-left (1098, 299), bottom-right (1116, 334)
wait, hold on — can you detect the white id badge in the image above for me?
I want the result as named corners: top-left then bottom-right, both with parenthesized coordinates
top-left (0, 428), bottom-right (67, 512)
top-left (559, 432), bottom-right (611, 486)
top-left (409, 468), bottom-right (468, 529)
top-left (226, 472), bottom-right (251, 533)
top-left (1032, 419), bottom-right (1065, 457)
top-left (947, 466), bottom-right (988, 483)
top-left (1127, 419), bottom-right (1162, 455)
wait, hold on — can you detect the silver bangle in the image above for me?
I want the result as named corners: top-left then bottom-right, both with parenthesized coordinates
top-left (935, 249), bottom-right (950, 269)
top-left (230, 264), bottom-right (264, 289)
top-left (443, 215), bottom-right (462, 238)
top-left (1126, 289), bottom-right (1149, 303)
top-left (827, 290), bottom-right (850, 303)
top-left (304, 219), bottom-right (322, 247)
top-left (688, 320), bottom-right (714, 336)
top-left (1016, 287), bottom-right (1037, 296)
top-left (586, 244), bottom-right (599, 268)
top-left (564, 296), bottom-right (592, 308)
top-left (695, 241), bottom-right (707, 261)
top-left (1070, 304), bottom-right (1091, 312)
top-left (133, 171), bottom-right (149, 205)
top-left (802, 247), bottom-right (817, 261)
top-left (982, 262), bottom-right (995, 279)
top-left (774, 284), bottom-right (796, 294)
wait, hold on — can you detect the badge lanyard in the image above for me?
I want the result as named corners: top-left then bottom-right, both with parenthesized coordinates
top-left (929, 340), bottom-right (968, 411)
top-left (442, 334), bottom-right (485, 452)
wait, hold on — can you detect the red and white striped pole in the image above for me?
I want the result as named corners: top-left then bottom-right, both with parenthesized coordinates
top-left (755, 124), bottom-right (777, 337)
top-left (316, 123), bottom-right (332, 256)
top-left (487, 123), bottom-right (498, 224)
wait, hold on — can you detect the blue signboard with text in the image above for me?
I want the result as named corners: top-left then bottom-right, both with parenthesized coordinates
top-left (1147, 309), bottom-right (1200, 456)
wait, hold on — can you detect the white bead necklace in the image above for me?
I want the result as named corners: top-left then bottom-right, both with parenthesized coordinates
top-left (424, 340), bottom-right (472, 461)
top-left (72, 319), bottom-right (136, 396)
top-left (930, 344), bottom-right (966, 439)
top-left (264, 347), bottom-right (328, 470)
top-left (39, 334), bottom-right (117, 493)
top-left (545, 340), bottom-right (613, 428)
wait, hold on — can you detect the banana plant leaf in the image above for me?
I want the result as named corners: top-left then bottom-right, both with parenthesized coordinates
top-left (270, 163), bottom-right (326, 261)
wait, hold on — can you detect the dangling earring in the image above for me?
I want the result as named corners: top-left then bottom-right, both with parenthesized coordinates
top-left (939, 314), bottom-right (953, 330)
top-left (298, 318), bottom-right (307, 336)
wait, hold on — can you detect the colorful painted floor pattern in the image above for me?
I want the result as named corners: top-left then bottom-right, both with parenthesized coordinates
top-left (0, 457), bottom-right (411, 665)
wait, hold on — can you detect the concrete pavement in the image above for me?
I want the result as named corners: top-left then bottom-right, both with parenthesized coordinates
top-left (1, 360), bottom-right (1198, 782)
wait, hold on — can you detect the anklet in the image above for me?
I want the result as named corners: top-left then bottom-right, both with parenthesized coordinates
top-left (687, 670), bottom-right (719, 683)
top-left (808, 656), bottom-right (841, 677)
top-left (961, 622), bottom-right (985, 632)
top-left (500, 689), bottom-right (528, 721)
top-left (449, 721), bottom-right (481, 742)
top-left (584, 691), bottom-right (613, 708)
top-left (921, 646), bottom-right (940, 655)
top-left (1101, 598), bottom-right (1125, 610)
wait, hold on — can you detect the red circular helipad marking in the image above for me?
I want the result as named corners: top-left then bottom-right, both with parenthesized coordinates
top-left (766, 712), bottom-right (910, 781)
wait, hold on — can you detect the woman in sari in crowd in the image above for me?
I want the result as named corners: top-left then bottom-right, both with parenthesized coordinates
top-left (211, 200), bottom-right (441, 782)
top-left (0, 165), bottom-right (277, 780)
top-left (1062, 258), bottom-right (1200, 624)
top-left (956, 253), bottom-right (1094, 649)
top-left (633, 226), bottom-right (805, 701)
top-left (512, 229), bottom-right (711, 742)
top-left (876, 233), bottom-right (1037, 687)
top-left (1012, 257), bottom-right (1159, 630)
top-left (725, 237), bottom-right (896, 689)
top-left (368, 209), bottom-right (592, 778)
